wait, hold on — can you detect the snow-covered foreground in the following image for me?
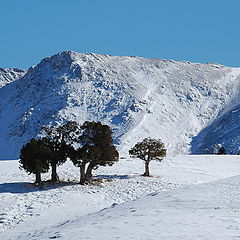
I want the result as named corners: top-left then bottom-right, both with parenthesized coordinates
top-left (42, 175), bottom-right (240, 240)
top-left (1, 155), bottom-right (240, 239)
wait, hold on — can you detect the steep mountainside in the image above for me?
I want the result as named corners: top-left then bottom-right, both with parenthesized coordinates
top-left (0, 51), bottom-right (240, 159)
top-left (0, 68), bottom-right (25, 88)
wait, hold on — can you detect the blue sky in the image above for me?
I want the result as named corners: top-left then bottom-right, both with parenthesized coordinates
top-left (0, 0), bottom-right (239, 69)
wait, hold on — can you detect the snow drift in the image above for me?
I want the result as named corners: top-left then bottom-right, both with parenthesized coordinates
top-left (0, 51), bottom-right (240, 159)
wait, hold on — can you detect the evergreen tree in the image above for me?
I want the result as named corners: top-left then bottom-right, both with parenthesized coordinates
top-left (79, 121), bottom-right (119, 182)
top-left (41, 121), bottom-right (79, 182)
top-left (19, 138), bottom-right (50, 185)
top-left (129, 138), bottom-right (166, 176)
top-left (69, 144), bottom-right (100, 184)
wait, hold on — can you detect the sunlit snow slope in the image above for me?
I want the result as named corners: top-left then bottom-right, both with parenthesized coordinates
top-left (0, 51), bottom-right (240, 159)
top-left (0, 68), bottom-right (25, 88)
top-left (2, 156), bottom-right (240, 240)
top-left (21, 176), bottom-right (240, 240)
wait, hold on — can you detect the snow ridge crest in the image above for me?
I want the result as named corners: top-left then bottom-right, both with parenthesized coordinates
top-left (0, 51), bottom-right (240, 159)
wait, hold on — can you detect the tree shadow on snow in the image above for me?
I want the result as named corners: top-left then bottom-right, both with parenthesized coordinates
top-left (0, 181), bottom-right (77, 194)
top-left (95, 174), bottom-right (130, 180)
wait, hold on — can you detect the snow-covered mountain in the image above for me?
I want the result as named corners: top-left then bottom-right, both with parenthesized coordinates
top-left (0, 68), bottom-right (25, 88)
top-left (0, 51), bottom-right (240, 159)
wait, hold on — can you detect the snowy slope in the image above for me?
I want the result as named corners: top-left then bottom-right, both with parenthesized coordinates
top-left (0, 68), bottom-right (25, 88)
top-left (48, 176), bottom-right (240, 240)
top-left (1, 155), bottom-right (240, 239)
top-left (0, 51), bottom-right (240, 159)
top-left (192, 101), bottom-right (240, 154)
top-left (20, 176), bottom-right (240, 240)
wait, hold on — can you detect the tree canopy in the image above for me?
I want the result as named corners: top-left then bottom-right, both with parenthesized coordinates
top-left (41, 121), bottom-right (79, 181)
top-left (77, 121), bottom-right (119, 183)
top-left (19, 138), bottom-right (50, 184)
top-left (129, 138), bottom-right (166, 176)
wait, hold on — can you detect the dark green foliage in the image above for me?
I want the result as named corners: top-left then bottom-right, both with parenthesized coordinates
top-left (41, 137), bottom-right (67, 181)
top-left (70, 121), bottom-right (119, 184)
top-left (19, 138), bottom-right (50, 184)
top-left (129, 138), bottom-right (166, 176)
top-left (19, 121), bottom-right (118, 185)
top-left (67, 144), bottom-right (92, 184)
top-left (41, 121), bottom-right (79, 182)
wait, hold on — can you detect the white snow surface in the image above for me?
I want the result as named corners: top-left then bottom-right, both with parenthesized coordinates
top-left (0, 68), bottom-right (25, 88)
top-left (1, 155), bottom-right (240, 239)
top-left (0, 51), bottom-right (240, 159)
top-left (1, 52), bottom-right (240, 238)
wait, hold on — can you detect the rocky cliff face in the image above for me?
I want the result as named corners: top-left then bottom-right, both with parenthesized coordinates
top-left (0, 51), bottom-right (240, 159)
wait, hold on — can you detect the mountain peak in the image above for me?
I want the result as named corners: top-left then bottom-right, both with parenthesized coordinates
top-left (37, 50), bottom-right (76, 68)
top-left (0, 52), bottom-right (240, 159)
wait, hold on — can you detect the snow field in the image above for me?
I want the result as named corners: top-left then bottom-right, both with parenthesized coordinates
top-left (1, 155), bottom-right (240, 239)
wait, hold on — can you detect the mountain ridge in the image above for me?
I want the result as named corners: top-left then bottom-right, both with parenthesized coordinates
top-left (0, 51), bottom-right (240, 159)
top-left (0, 68), bottom-right (25, 88)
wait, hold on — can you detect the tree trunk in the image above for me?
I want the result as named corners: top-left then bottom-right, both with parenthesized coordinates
top-left (51, 163), bottom-right (59, 182)
top-left (80, 164), bottom-right (86, 185)
top-left (143, 161), bottom-right (150, 176)
top-left (86, 163), bottom-right (94, 182)
top-left (35, 172), bottom-right (42, 185)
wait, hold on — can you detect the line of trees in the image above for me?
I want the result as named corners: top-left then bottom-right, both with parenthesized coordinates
top-left (19, 121), bottom-right (119, 185)
top-left (19, 121), bottom-right (167, 186)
